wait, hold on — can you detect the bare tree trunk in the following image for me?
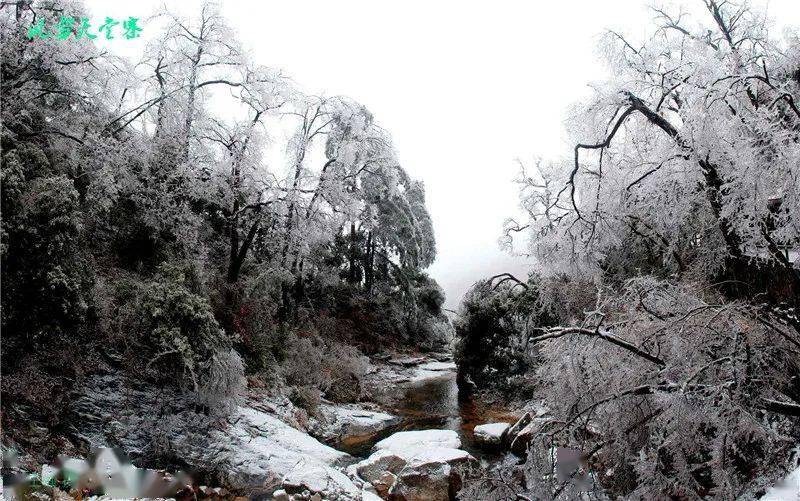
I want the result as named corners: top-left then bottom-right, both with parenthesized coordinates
top-left (227, 220), bottom-right (259, 284)
top-left (348, 222), bottom-right (358, 285)
top-left (280, 156), bottom-right (305, 267)
top-left (154, 57), bottom-right (167, 139)
top-left (364, 231), bottom-right (374, 294)
top-left (182, 50), bottom-right (200, 163)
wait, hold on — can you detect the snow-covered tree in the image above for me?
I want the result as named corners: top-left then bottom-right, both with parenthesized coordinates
top-left (506, 0), bottom-right (799, 298)
top-left (488, 2), bottom-right (800, 498)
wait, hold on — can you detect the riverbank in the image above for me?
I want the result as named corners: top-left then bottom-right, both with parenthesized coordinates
top-left (268, 350), bottom-right (522, 500)
top-left (2, 351), bottom-right (521, 501)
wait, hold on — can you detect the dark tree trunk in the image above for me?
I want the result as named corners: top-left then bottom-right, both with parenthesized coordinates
top-left (363, 231), bottom-right (374, 293)
top-left (348, 222), bottom-right (358, 285)
top-left (697, 157), bottom-right (743, 260)
top-left (227, 220), bottom-right (259, 284)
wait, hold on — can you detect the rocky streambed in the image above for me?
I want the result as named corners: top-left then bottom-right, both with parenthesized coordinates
top-left (266, 352), bottom-right (526, 500)
top-left (340, 352), bottom-right (521, 458)
top-left (5, 353), bottom-right (530, 501)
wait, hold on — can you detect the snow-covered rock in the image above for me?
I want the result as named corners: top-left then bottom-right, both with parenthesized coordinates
top-left (311, 403), bottom-right (398, 443)
top-left (389, 356), bottom-right (427, 367)
top-left (760, 466), bottom-right (800, 501)
top-left (506, 412), bottom-right (532, 441)
top-left (70, 373), bottom-right (353, 496)
top-left (272, 489), bottom-right (290, 501)
top-left (354, 446), bottom-right (473, 483)
top-left (223, 406), bottom-right (351, 490)
top-left (280, 461), bottom-right (360, 500)
top-left (361, 484), bottom-right (384, 501)
top-left (363, 354), bottom-right (458, 393)
top-left (374, 471), bottom-right (399, 497)
top-left (473, 422), bottom-right (510, 448)
top-left (429, 352), bottom-right (454, 363)
top-left (356, 431), bottom-right (475, 501)
top-left (410, 361), bottom-right (457, 383)
top-left (509, 420), bottom-right (538, 456)
top-left (416, 361), bottom-right (456, 372)
top-left (388, 449), bottom-right (473, 501)
top-left (402, 447), bottom-right (474, 467)
top-left (374, 429), bottom-right (461, 453)
top-left (355, 449), bottom-right (409, 485)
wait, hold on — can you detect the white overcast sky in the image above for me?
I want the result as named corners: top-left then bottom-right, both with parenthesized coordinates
top-left (85, 0), bottom-right (800, 308)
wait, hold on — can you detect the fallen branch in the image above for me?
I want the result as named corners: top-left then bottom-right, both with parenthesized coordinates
top-left (759, 398), bottom-right (800, 417)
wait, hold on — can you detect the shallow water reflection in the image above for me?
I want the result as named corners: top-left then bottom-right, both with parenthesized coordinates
top-left (340, 370), bottom-right (518, 459)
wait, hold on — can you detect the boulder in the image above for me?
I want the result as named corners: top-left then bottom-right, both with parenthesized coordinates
top-left (362, 488), bottom-right (384, 501)
top-left (357, 449), bottom-right (467, 497)
top-left (400, 447), bottom-right (475, 467)
top-left (389, 463), bottom-right (453, 501)
top-left (355, 449), bottom-right (408, 485)
top-left (223, 406), bottom-right (351, 490)
top-left (362, 482), bottom-right (382, 501)
top-left (509, 420), bottom-right (537, 456)
top-left (374, 430), bottom-right (461, 453)
top-left (473, 422), bottom-right (510, 448)
top-left (272, 489), bottom-right (290, 501)
top-left (504, 406), bottom-right (550, 449)
top-left (388, 450), bottom-right (472, 501)
top-left (312, 403), bottom-right (399, 444)
top-left (280, 461), bottom-right (360, 500)
top-left (356, 439), bottom-right (476, 501)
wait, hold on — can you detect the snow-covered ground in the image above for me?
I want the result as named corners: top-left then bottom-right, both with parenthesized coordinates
top-left (760, 466), bottom-right (800, 501)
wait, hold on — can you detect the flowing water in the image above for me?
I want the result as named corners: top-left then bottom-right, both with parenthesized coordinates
top-left (339, 368), bottom-right (519, 460)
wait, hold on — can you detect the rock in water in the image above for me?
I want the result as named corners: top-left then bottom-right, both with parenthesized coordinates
top-left (473, 422), bottom-right (510, 448)
top-left (373, 429), bottom-right (460, 452)
top-left (505, 412), bottom-right (532, 445)
top-left (311, 403), bottom-right (399, 444)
